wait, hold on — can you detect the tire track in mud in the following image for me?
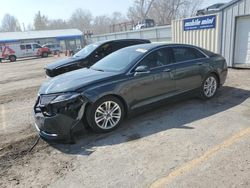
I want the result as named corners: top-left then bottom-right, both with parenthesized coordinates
top-left (0, 72), bottom-right (45, 85)
top-left (0, 86), bottom-right (39, 105)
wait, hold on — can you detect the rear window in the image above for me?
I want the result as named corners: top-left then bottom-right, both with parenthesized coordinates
top-left (201, 49), bottom-right (216, 57)
top-left (20, 45), bottom-right (25, 50)
top-left (172, 47), bottom-right (206, 62)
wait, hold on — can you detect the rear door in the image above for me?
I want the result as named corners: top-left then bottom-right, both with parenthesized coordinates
top-left (171, 46), bottom-right (208, 92)
top-left (18, 45), bottom-right (26, 58)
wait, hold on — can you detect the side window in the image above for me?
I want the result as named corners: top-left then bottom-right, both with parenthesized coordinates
top-left (26, 44), bottom-right (32, 49)
top-left (172, 47), bottom-right (206, 63)
top-left (192, 48), bottom-right (206, 58)
top-left (95, 43), bottom-right (113, 58)
top-left (138, 48), bottom-right (170, 69)
top-left (0, 46), bottom-right (2, 52)
top-left (33, 44), bottom-right (41, 49)
top-left (20, 45), bottom-right (25, 50)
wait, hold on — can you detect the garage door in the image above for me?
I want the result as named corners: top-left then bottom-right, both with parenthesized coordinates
top-left (234, 16), bottom-right (250, 65)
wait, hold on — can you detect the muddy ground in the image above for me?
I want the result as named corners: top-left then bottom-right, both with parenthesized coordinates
top-left (0, 57), bottom-right (250, 188)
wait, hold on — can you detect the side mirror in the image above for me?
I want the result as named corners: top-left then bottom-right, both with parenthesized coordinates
top-left (134, 65), bottom-right (150, 76)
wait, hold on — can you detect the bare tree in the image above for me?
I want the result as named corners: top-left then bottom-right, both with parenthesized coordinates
top-left (127, 0), bottom-right (155, 23)
top-left (34, 11), bottom-right (49, 30)
top-left (92, 15), bottom-right (111, 35)
top-left (179, 0), bottom-right (203, 17)
top-left (110, 12), bottom-right (127, 25)
top-left (48, 19), bottom-right (69, 30)
top-left (26, 24), bottom-right (34, 31)
top-left (1, 14), bottom-right (21, 32)
top-left (69, 8), bottom-right (93, 32)
top-left (128, 0), bottom-right (203, 25)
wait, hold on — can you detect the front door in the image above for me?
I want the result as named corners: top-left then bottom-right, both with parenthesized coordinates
top-left (32, 44), bottom-right (41, 56)
top-left (129, 48), bottom-right (176, 109)
top-left (24, 44), bottom-right (33, 57)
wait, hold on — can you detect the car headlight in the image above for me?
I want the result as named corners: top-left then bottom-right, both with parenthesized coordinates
top-left (51, 93), bottom-right (80, 104)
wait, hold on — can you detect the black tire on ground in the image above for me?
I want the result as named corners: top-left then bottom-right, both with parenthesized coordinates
top-left (82, 108), bottom-right (93, 132)
top-left (42, 52), bottom-right (48, 58)
top-left (9, 55), bottom-right (17, 62)
top-left (86, 96), bottom-right (125, 133)
top-left (199, 73), bottom-right (219, 100)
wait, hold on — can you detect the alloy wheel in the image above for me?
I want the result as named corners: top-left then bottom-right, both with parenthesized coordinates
top-left (94, 101), bottom-right (122, 130)
top-left (203, 76), bottom-right (217, 97)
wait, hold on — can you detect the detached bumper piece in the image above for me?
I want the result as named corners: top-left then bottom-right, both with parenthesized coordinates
top-left (33, 94), bottom-right (87, 140)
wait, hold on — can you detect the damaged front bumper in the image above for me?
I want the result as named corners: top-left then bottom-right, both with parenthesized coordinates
top-left (33, 93), bottom-right (88, 140)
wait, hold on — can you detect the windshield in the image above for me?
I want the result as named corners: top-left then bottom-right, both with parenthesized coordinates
top-left (73, 43), bottom-right (100, 58)
top-left (91, 47), bottom-right (146, 72)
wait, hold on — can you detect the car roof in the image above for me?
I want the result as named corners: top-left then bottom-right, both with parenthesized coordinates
top-left (94, 38), bottom-right (151, 45)
top-left (19, 43), bottom-right (39, 45)
top-left (43, 43), bottom-right (59, 45)
top-left (123, 43), bottom-right (203, 51)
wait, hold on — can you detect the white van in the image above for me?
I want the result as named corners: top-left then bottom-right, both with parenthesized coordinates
top-left (42, 43), bottom-right (61, 54)
top-left (0, 43), bottom-right (50, 62)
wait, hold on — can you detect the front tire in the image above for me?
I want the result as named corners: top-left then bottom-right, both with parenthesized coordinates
top-left (200, 74), bottom-right (218, 99)
top-left (86, 96), bottom-right (125, 133)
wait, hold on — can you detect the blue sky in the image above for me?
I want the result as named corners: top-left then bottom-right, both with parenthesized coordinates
top-left (0, 0), bottom-right (230, 27)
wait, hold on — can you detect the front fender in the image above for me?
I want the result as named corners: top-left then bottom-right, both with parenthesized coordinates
top-left (83, 83), bottom-right (120, 103)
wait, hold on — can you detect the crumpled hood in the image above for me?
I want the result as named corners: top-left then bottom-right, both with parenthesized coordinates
top-left (45, 56), bottom-right (83, 70)
top-left (39, 68), bottom-right (118, 94)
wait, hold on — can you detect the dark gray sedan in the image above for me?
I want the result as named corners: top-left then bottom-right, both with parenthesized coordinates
top-left (34, 43), bottom-right (228, 141)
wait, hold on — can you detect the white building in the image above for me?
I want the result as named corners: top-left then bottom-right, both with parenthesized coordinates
top-left (0, 29), bottom-right (83, 51)
top-left (172, 0), bottom-right (250, 68)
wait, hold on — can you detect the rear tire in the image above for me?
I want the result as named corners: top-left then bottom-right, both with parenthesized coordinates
top-left (199, 74), bottom-right (218, 99)
top-left (86, 96), bottom-right (125, 133)
top-left (9, 55), bottom-right (16, 62)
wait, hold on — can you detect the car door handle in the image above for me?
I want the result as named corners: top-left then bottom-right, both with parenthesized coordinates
top-left (163, 68), bottom-right (172, 72)
top-left (196, 62), bottom-right (203, 65)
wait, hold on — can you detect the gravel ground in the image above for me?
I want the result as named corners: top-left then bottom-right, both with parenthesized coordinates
top-left (0, 57), bottom-right (249, 188)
